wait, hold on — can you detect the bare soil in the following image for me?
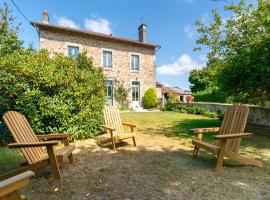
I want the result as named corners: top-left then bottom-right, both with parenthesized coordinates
top-left (22, 131), bottom-right (270, 200)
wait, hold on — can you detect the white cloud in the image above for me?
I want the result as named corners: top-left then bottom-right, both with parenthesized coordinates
top-left (157, 54), bottom-right (203, 75)
top-left (84, 17), bottom-right (112, 34)
top-left (56, 16), bottom-right (79, 29)
top-left (184, 25), bottom-right (196, 39)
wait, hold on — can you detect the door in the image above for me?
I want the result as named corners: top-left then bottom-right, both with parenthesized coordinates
top-left (105, 80), bottom-right (113, 106)
top-left (131, 81), bottom-right (140, 107)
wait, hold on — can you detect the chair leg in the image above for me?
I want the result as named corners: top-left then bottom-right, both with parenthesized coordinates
top-left (216, 140), bottom-right (227, 174)
top-left (68, 153), bottom-right (74, 164)
top-left (112, 137), bottom-right (116, 151)
top-left (46, 146), bottom-right (62, 180)
top-left (4, 191), bottom-right (21, 200)
top-left (192, 146), bottom-right (199, 158)
top-left (132, 137), bottom-right (136, 147)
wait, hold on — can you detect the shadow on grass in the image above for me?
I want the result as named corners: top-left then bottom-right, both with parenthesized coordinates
top-left (141, 118), bottom-right (221, 143)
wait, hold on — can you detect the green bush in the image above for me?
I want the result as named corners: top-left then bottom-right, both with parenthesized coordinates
top-left (0, 49), bottom-right (105, 141)
top-left (163, 103), bottom-right (218, 119)
top-left (142, 88), bottom-right (158, 109)
top-left (193, 87), bottom-right (228, 103)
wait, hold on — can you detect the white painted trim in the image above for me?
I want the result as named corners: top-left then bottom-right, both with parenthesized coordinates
top-left (130, 79), bottom-right (141, 107)
top-left (129, 52), bottom-right (141, 71)
top-left (65, 42), bottom-right (81, 57)
top-left (101, 48), bottom-right (114, 69)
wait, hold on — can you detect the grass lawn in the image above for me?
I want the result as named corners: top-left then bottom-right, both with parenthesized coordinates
top-left (1, 111), bottom-right (270, 199)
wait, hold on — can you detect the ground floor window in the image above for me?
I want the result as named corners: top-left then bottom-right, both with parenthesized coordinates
top-left (132, 81), bottom-right (140, 102)
top-left (105, 80), bottom-right (113, 106)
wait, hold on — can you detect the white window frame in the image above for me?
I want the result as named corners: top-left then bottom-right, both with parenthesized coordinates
top-left (130, 52), bottom-right (141, 71)
top-left (65, 42), bottom-right (81, 57)
top-left (101, 48), bottom-right (113, 69)
top-left (131, 80), bottom-right (140, 102)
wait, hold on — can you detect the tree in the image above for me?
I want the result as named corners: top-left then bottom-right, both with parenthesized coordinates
top-left (0, 3), bottom-right (23, 55)
top-left (0, 3), bottom-right (106, 141)
top-left (142, 88), bottom-right (158, 109)
top-left (191, 0), bottom-right (270, 104)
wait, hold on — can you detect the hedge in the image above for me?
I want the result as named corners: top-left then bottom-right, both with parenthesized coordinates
top-left (0, 49), bottom-right (105, 144)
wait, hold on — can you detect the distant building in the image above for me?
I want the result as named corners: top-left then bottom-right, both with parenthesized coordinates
top-left (156, 82), bottom-right (193, 107)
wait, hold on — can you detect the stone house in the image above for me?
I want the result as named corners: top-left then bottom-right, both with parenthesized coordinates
top-left (32, 11), bottom-right (160, 109)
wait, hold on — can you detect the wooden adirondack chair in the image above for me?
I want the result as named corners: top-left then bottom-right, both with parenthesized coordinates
top-left (0, 111), bottom-right (75, 181)
top-left (192, 104), bottom-right (262, 174)
top-left (97, 106), bottom-right (136, 151)
top-left (0, 171), bottom-right (34, 200)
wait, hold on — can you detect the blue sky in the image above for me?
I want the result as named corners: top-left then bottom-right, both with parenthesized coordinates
top-left (5, 0), bottom-right (246, 90)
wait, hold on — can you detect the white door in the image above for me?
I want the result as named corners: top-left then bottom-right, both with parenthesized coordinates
top-left (131, 81), bottom-right (140, 108)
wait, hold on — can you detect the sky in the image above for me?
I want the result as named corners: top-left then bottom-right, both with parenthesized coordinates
top-left (4, 0), bottom-right (247, 90)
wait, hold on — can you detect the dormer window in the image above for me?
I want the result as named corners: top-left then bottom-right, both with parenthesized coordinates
top-left (131, 54), bottom-right (140, 70)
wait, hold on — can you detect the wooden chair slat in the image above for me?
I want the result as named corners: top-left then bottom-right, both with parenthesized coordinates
top-left (3, 112), bottom-right (45, 164)
top-left (4, 113), bottom-right (37, 164)
top-left (101, 106), bottom-right (136, 150)
top-left (192, 104), bottom-right (261, 174)
top-left (9, 112), bottom-right (45, 161)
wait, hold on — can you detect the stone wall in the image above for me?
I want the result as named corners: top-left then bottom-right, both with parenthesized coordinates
top-left (180, 102), bottom-right (270, 127)
top-left (39, 29), bottom-right (156, 107)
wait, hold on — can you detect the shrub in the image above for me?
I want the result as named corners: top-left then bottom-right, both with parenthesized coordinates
top-left (114, 81), bottom-right (129, 108)
top-left (0, 50), bottom-right (105, 141)
top-left (142, 88), bottom-right (158, 109)
top-left (163, 103), bottom-right (218, 119)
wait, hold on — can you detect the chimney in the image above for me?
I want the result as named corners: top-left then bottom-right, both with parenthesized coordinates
top-left (42, 10), bottom-right (49, 23)
top-left (138, 24), bottom-right (147, 43)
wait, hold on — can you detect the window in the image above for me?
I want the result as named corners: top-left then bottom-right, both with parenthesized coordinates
top-left (103, 51), bottom-right (112, 68)
top-left (105, 80), bottom-right (113, 106)
top-left (131, 55), bottom-right (140, 70)
top-left (132, 81), bottom-right (140, 102)
top-left (68, 46), bottom-right (79, 58)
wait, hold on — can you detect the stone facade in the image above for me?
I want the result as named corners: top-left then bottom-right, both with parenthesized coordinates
top-left (37, 26), bottom-right (158, 108)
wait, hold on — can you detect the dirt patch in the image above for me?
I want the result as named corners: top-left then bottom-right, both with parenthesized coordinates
top-left (22, 132), bottom-right (270, 200)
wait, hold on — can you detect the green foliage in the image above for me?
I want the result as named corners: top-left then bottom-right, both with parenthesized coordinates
top-left (191, 0), bottom-right (270, 104)
top-left (193, 87), bottom-right (228, 103)
top-left (114, 81), bottom-right (129, 107)
top-left (0, 3), bottom-right (106, 143)
top-left (142, 88), bottom-right (158, 109)
top-left (0, 50), bottom-right (105, 141)
top-left (163, 103), bottom-right (218, 119)
top-left (163, 93), bottom-right (181, 111)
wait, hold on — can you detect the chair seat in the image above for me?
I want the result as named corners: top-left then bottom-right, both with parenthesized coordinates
top-left (42, 145), bottom-right (75, 162)
top-left (192, 139), bottom-right (220, 155)
top-left (97, 132), bottom-right (136, 145)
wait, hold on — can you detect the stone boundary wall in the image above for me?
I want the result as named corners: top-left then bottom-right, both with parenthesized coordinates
top-left (178, 102), bottom-right (270, 127)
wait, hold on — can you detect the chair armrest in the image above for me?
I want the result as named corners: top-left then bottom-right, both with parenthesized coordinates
top-left (8, 141), bottom-right (59, 148)
top-left (122, 122), bottom-right (136, 128)
top-left (37, 133), bottom-right (70, 139)
top-left (215, 133), bottom-right (253, 140)
top-left (0, 171), bottom-right (35, 196)
top-left (102, 125), bottom-right (115, 132)
top-left (191, 127), bottom-right (220, 133)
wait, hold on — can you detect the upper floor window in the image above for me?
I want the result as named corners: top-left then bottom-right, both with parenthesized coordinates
top-left (131, 54), bottom-right (140, 70)
top-left (68, 46), bottom-right (79, 58)
top-left (103, 51), bottom-right (112, 68)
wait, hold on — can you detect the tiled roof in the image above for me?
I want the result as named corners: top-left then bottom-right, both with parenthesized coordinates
top-left (161, 86), bottom-right (192, 95)
top-left (32, 22), bottom-right (160, 49)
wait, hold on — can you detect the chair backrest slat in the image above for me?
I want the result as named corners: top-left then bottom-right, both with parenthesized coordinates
top-left (3, 111), bottom-right (46, 164)
top-left (103, 106), bottom-right (124, 137)
top-left (219, 104), bottom-right (249, 153)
